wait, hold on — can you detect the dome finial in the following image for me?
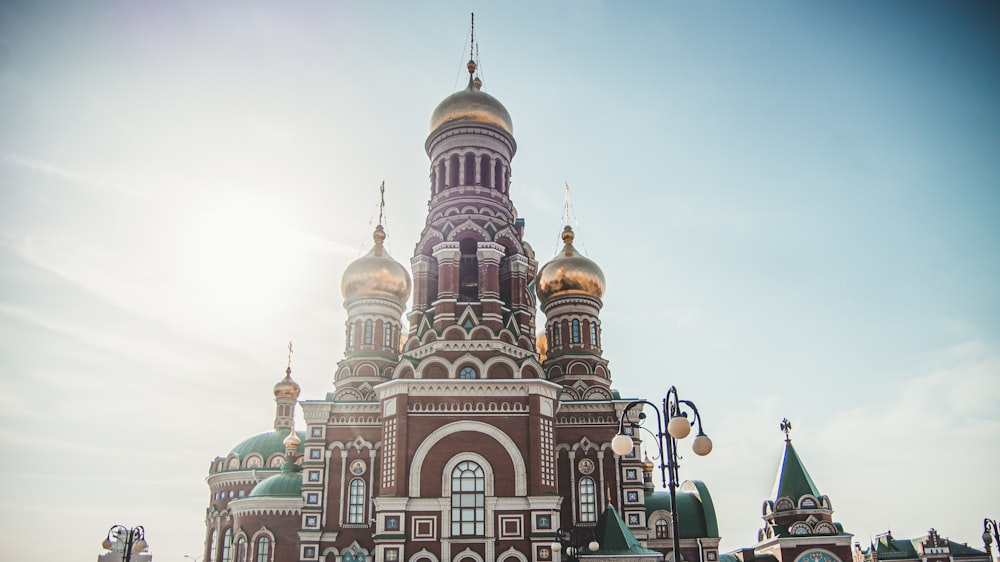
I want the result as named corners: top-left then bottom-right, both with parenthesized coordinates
top-left (780, 417), bottom-right (792, 442)
top-left (286, 340), bottom-right (293, 376)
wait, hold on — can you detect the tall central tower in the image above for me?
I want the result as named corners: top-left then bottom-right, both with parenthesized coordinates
top-left (405, 57), bottom-right (538, 361)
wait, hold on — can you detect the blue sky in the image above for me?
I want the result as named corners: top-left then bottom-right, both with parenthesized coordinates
top-left (1, 2), bottom-right (998, 561)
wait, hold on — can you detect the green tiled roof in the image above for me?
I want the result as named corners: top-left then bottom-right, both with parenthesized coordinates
top-left (591, 505), bottom-right (659, 556)
top-left (644, 480), bottom-right (720, 538)
top-left (229, 429), bottom-right (305, 460)
top-left (772, 441), bottom-right (821, 501)
top-left (248, 461), bottom-right (302, 498)
top-left (866, 535), bottom-right (988, 560)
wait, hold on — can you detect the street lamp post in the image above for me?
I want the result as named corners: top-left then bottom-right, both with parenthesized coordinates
top-left (984, 518), bottom-right (999, 562)
top-left (611, 386), bottom-right (712, 562)
top-left (101, 525), bottom-right (147, 562)
top-left (551, 526), bottom-right (600, 562)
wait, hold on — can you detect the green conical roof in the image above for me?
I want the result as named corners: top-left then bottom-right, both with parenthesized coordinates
top-left (644, 480), bottom-right (720, 538)
top-left (590, 505), bottom-right (659, 556)
top-left (248, 461), bottom-right (302, 498)
top-left (772, 440), bottom-right (821, 501)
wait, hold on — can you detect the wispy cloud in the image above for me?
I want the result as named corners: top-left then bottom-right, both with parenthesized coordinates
top-left (0, 149), bottom-right (147, 199)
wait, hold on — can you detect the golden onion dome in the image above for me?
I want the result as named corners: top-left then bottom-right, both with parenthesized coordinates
top-left (273, 367), bottom-right (301, 400)
top-left (429, 59), bottom-right (513, 135)
top-left (536, 226), bottom-right (606, 303)
top-left (536, 332), bottom-right (548, 363)
top-left (282, 429), bottom-right (301, 450)
top-left (341, 225), bottom-right (412, 304)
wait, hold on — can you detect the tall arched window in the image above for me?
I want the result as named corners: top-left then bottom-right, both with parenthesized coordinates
top-left (221, 530), bottom-right (233, 562)
top-left (579, 477), bottom-right (597, 522)
top-left (449, 154), bottom-right (460, 186)
top-left (347, 324), bottom-right (355, 348)
top-left (458, 238), bottom-right (478, 302)
top-left (255, 537), bottom-right (270, 562)
top-left (207, 530), bottom-right (217, 562)
top-left (348, 478), bottom-right (366, 524)
top-left (571, 319), bottom-right (581, 344)
top-left (235, 537), bottom-right (245, 562)
top-left (363, 320), bottom-right (373, 345)
top-left (464, 153), bottom-right (476, 185)
top-left (480, 155), bottom-right (491, 187)
top-left (451, 461), bottom-right (485, 536)
top-left (656, 518), bottom-right (669, 539)
top-left (384, 323), bottom-right (392, 348)
top-left (589, 322), bottom-right (598, 346)
top-left (494, 161), bottom-right (503, 190)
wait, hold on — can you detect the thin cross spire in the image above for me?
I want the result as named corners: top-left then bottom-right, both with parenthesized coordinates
top-left (378, 181), bottom-right (386, 226)
top-left (286, 341), bottom-right (293, 375)
top-left (470, 12), bottom-right (475, 61)
top-left (563, 182), bottom-right (571, 227)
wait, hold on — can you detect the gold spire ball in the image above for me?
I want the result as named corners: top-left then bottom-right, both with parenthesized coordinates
top-left (273, 366), bottom-right (301, 400)
top-left (535, 226), bottom-right (606, 305)
top-left (341, 225), bottom-right (412, 306)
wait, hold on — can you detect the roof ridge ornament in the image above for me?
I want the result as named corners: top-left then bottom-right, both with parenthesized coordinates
top-left (780, 417), bottom-right (792, 442)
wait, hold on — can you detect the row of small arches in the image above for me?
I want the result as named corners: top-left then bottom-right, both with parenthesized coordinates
top-left (431, 152), bottom-right (510, 194)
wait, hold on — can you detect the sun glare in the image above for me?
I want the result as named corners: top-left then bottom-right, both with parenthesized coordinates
top-left (172, 193), bottom-right (306, 325)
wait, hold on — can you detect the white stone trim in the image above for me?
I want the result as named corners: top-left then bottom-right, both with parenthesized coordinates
top-left (410, 421), bottom-right (527, 496)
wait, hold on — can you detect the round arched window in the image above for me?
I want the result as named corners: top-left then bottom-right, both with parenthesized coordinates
top-left (459, 366), bottom-right (477, 379)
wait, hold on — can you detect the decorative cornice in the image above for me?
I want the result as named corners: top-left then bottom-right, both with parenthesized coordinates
top-left (376, 378), bottom-right (561, 400)
top-left (229, 497), bottom-right (302, 517)
top-left (405, 338), bottom-right (535, 360)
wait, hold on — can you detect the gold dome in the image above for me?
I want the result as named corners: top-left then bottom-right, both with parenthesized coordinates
top-left (535, 226), bottom-right (606, 303)
top-left (282, 429), bottom-right (301, 450)
top-left (341, 225), bottom-right (412, 304)
top-left (429, 60), bottom-right (513, 135)
top-left (536, 332), bottom-right (548, 363)
top-left (273, 367), bottom-right (301, 400)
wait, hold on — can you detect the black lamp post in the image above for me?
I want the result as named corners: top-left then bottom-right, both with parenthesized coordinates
top-left (984, 518), bottom-right (999, 562)
top-left (551, 526), bottom-right (600, 562)
top-left (611, 386), bottom-right (712, 562)
top-left (101, 525), bottom-right (147, 562)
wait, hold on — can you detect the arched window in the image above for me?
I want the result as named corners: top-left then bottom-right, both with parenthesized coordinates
top-left (235, 537), bottom-right (246, 562)
top-left (579, 477), bottom-right (597, 522)
top-left (207, 530), bottom-right (218, 562)
top-left (451, 461), bottom-right (485, 536)
top-left (656, 518), bottom-right (669, 539)
top-left (221, 530), bottom-right (233, 562)
top-left (459, 366), bottom-right (477, 379)
top-left (480, 155), bottom-right (491, 187)
top-left (255, 536), bottom-right (270, 562)
top-left (571, 319), bottom-right (581, 344)
top-left (494, 161), bottom-right (503, 190)
top-left (436, 161), bottom-right (446, 192)
top-left (363, 320), bottom-right (373, 345)
top-left (464, 153), bottom-right (476, 185)
top-left (449, 154), bottom-right (460, 186)
top-left (348, 478), bottom-right (366, 524)
top-left (589, 322), bottom-right (598, 346)
top-left (458, 238), bottom-right (478, 302)
top-left (552, 323), bottom-right (561, 346)
top-left (384, 324), bottom-right (392, 348)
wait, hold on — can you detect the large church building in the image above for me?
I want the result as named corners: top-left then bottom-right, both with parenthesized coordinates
top-left (202, 40), bottom-right (722, 562)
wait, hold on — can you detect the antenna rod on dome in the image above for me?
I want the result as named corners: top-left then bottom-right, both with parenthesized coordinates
top-left (378, 181), bottom-right (386, 226)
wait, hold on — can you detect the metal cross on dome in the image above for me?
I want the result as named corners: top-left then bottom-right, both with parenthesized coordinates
top-left (780, 418), bottom-right (792, 442)
top-left (287, 341), bottom-right (293, 371)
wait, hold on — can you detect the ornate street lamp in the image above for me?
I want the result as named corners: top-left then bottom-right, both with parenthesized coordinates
top-left (551, 526), bottom-right (600, 562)
top-left (101, 525), bottom-right (147, 562)
top-left (984, 518), bottom-right (999, 562)
top-left (611, 386), bottom-right (712, 562)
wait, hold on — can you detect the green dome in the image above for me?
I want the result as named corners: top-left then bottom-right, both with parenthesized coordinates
top-left (644, 480), bottom-right (720, 538)
top-left (248, 462), bottom-right (302, 498)
top-left (229, 429), bottom-right (305, 462)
